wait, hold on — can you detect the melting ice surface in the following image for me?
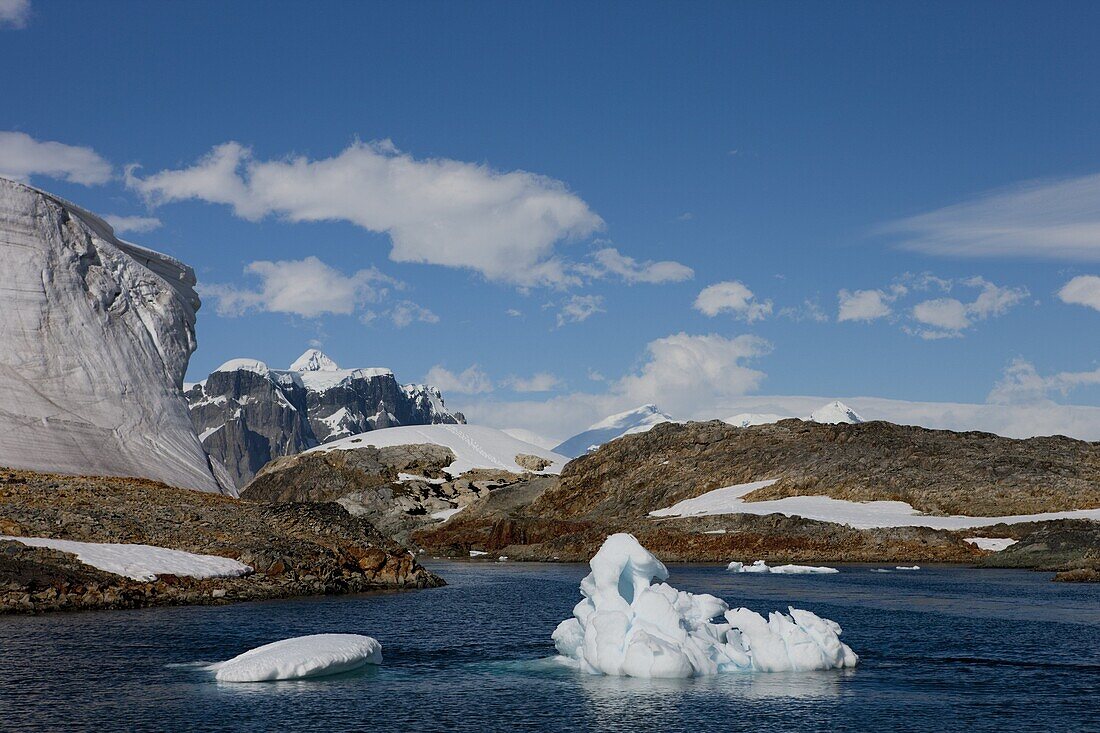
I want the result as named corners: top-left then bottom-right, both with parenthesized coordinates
top-left (727, 560), bottom-right (839, 575)
top-left (206, 634), bottom-right (382, 682)
top-left (552, 534), bottom-right (858, 678)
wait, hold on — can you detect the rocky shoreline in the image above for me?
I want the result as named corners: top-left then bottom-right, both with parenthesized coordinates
top-left (0, 468), bottom-right (442, 615)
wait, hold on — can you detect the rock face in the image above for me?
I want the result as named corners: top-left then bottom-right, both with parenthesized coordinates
top-left (0, 178), bottom-right (230, 494)
top-left (241, 445), bottom-right (530, 545)
top-left (186, 349), bottom-right (464, 487)
top-left (0, 467), bottom-right (443, 614)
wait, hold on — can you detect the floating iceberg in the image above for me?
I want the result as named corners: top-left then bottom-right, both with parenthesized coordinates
top-left (207, 634), bottom-right (382, 682)
top-left (727, 560), bottom-right (839, 575)
top-left (552, 534), bottom-right (858, 678)
top-left (895, 566), bottom-right (921, 571)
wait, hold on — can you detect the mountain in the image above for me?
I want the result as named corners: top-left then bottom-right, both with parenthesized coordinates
top-left (552, 404), bottom-right (674, 458)
top-left (809, 400), bottom-right (865, 424)
top-left (0, 177), bottom-right (231, 494)
top-left (724, 412), bottom-right (791, 427)
top-left (186, 349), bottom-right (465, 487)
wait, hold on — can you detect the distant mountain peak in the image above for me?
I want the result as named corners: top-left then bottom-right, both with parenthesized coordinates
top-left (554, 404), bottom-right (674, 458)
top-left (809, 400), bottom-right (865, 424)
top-left (290, 348), bottom-right (340, 372)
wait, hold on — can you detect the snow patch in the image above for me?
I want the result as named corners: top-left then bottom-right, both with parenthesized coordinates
top-left (964, 537), bottom-right (1019, 552)
top-left (214, 358), bottom-right (270, 377)
top-left (431, 507), bottom-right (464, 521)
top-left (649, 479), bottom-right (1100, 530)
top-left (552, 533), bottom-right (858, 678)
top-left (206, 634), bottom-right (382, 682)
top-left (2, 536), bottom-right (252, 582)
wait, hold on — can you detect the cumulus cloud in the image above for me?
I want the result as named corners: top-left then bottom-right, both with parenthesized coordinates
top-left (424, 365), bottom-right (494, 394)
top-left (581, 247), bottom-right (694, 284)
top-left (909, 277), bottom-right (1027, 339)
top-left (104, 214), bottom-right (162, 235)
top-left (126, 140), bottom-right (604, 286)
top-left (556, 294), bottom-right (605, 327)
top-left (837, 289), bottom-right (893, 322)
top-left (693, 281), bottom-right (772, 322)
top-left (0, 131), bottom-right (111, 185)
top-left (389, 300), bottom-right (439, 328)
top-left (1058, 275), bottom-right (1100, 312)
top-left (0, 0), bottom-right (30, 28)
top-left (879, 173), bottom-right (1100, 260)
top-left (502, 372), bottom-right (562, 393)
top-left (988, 358), bottom-right (1100, 405)
top-left (200, 256), bottom-right (396, 318)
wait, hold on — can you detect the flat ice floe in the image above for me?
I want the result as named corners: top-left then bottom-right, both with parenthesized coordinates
top-left (552, 534), bottom-right (858, 678)
top-left (727, 560), bottom-right (838, 574)
top-left (1, 536), bottom-right (252, 582)
top-left (649, 479), bottom-right (1100, 530)
top-left (207, 634), bottom-right (382, 682)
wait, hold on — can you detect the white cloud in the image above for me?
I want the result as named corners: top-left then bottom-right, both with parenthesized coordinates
top-left (910, 277), bottom-right (1027, 339)
top-left (1058, 275), bottom-right (1100, 312)
top-left (103, 214), bottom-right (162, 235)
top-left (779, 299), bottom-right (829, 323)
top-left (502, 372), bottom-right (562, 393)
top-left (200, 256), bottom-right (395, 318)
top-left (879, 172), bottom-right (1100, 260)
top-left (581, 246), bottom-right (694, 284)
top-left (616, 332), bottom-right (771, 416)
top-left (693, 281), bottom-right (772, 322)
top-left (837, 289), bottom-right (893, 322)
top-left (389, 300), bottom-right (439, 328)
top-left (127, 140), bottom-right (604, 286)
top-left (505, 308), bottom-right (523, 317)
top-left (0, 0), bottom-right (30, 28)
top-left (556, 294), bottom-right (605, 327)
top-left (425, 365), bottom-right (494, 394)
top-left (0, 131), bottom-right (111, 185)
top-left (988, 358), bottom-right (1100, 405)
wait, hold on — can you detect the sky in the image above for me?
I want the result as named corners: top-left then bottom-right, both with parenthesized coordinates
top-left (4, 0), bottom-right (1100, 442)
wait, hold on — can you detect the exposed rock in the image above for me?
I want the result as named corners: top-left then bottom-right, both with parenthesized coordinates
top-left (978, 519), bottom-right (1100, 573)
top-left (1053, 568), bottom-right (1100, 583)
top-left (241, 446), bottom-right (526, 544)
top-left (515, 454), bottom-right (552, 471)
top-left (538, 420), bottom-right (1100, 519)
top-left (0, 467), bottom-right (442, 614)
top-left (186, 349), bottom-right (464, 487)
top-left (0, 177), bottom-right (229, 494)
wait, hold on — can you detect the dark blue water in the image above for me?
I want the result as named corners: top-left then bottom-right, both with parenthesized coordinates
top-left (1, 563), bottom-right (1098, 732)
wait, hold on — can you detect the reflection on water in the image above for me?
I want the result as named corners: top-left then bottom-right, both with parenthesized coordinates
top-left (1, 563), bottom-right (1097, 732)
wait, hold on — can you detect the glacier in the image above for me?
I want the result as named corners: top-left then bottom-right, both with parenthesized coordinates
top-left (0, 177), bottom-right (230, 493)
top-left (207, 634), bottom-right (382, 682)
top-left (552, 534), bottom-right (858, 678)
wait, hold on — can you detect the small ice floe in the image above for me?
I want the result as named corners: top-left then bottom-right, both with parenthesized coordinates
top-left (552, 533), bottom-right (858, 678)
top-left (1, 536), bottom-right (252, 582)
top-left (869, 569), bottom-right (892, 573)
top-left (469, 550), bottom-right (488, 557)
top-left (895, 566), bottom-right (921, 571)
top-left (206, 634), bottom-right (382, 682)
top-left (497, 556), bottom-right (509, 562)
top-left (964, 537), bottom-right (1018, 552)
top-left (727, 560), bottom-right (838, 575)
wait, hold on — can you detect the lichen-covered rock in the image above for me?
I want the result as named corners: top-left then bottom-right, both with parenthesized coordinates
top-left (515, 454), bottom-right (552, 472)
top-left (0, 178), bottom-right (229, 494)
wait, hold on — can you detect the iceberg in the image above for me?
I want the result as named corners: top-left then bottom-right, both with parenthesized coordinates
top-left (727, 560), bottom-right (839, 575)
top-left (207, 634), bottom-right (382, 682)
top-left (552, 534), bottom-right (858, 678)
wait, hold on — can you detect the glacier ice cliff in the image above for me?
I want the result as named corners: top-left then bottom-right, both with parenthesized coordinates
top-left (0, 177), bottom-right (232, 494)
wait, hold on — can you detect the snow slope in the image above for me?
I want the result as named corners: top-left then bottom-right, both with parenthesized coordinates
top-left (553, 404), bottom-right (674, 458)
top-left (724, 412), bottom-right (792, 428)
top-left (2, 536), bottom-right (252, 581)
top-left (723, 401), bottom-right (864, 428)
top-left (314, 424), bottom-right (568, 475)
top-left (649, 479), bottom-right (1100, 529)
top-left (207, 634), bottom-right (382, 682)
top-left (552, 534), bottom-right (858, 677)
top-left (501, 428), bottom-right (557, 450)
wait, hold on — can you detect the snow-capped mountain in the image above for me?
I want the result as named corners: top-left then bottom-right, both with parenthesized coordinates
top-left (186, 349), bottom-right (464, 487)
top-left (552, 404), bottom-right (674, 458)
top-left (808, 400), bottom-right (865, 424)
top-left (723, 400), bottom-right (865, 428)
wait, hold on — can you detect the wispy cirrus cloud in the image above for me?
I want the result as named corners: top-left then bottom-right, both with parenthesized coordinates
top-left (879, 173), bottom-right (1100, 261)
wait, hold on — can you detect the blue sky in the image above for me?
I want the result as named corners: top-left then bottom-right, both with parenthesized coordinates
top-left (4, 0), bottom-right (1100, 440)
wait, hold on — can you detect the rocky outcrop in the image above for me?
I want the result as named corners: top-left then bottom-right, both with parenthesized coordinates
top-left (515, 454), bottom-right (552, 471)
top-left (0, 178), bottom-right (229, 494)
top-left (537, 420), bottom-right (1100, 520)
top-left (977, 519), bottom-right (1100, 575)
top-left (241, 445), bottom-right (528, 544)
top-left (186, 349), bottom-right (465, 487)
top-left (0, 467), bottom-right (442, 614)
